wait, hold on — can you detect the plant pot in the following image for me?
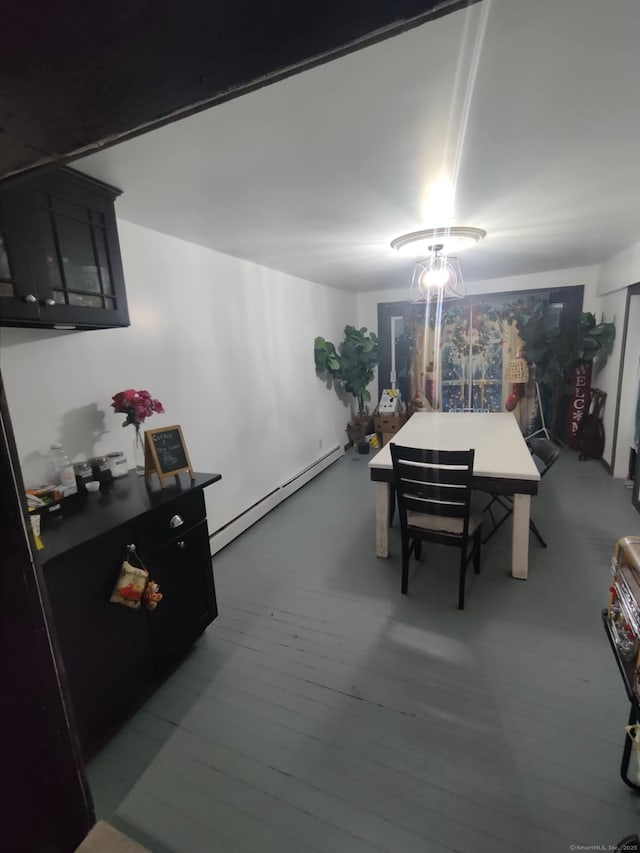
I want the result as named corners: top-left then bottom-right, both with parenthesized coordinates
top-left (347, 414), bottom-right (373, 445)
top-left (357, 440), bottom-right (370, 455)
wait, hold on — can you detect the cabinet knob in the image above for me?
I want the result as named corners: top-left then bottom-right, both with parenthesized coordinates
top-left (177, 540), bottom-right (186, 549)
top-left (43, 297), bottom-right (56, 307)
top-left (24, 293), bottom-right (37, 303)
top-left (169, 514), bottom-right (184, 528)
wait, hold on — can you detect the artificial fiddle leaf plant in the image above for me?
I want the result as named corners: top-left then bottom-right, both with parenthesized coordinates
top-left (314, 326), bottom-right (379, 416)
top-left (314, 325), bottom-right (380, 419)
top-left (338, 325), bottom-right (380, 416)
top-left (313, 337), bottom-right (341, 376)
top-left (511, 307), bottom-right (615, 435)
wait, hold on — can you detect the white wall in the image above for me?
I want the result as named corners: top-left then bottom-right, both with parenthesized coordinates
top-left (0, 220), bottom-right (356, 533)
top-left (597, 238), bottom-right (640, 296)
top-left (593, 241), bottom-right (640, 469)
top-left (590, 286), bottom-right (628, 468)
top-left (616, 295), bottom-right (640, 478)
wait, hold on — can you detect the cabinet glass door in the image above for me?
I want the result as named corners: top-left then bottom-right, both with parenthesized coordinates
top-left (38, 193), bottom-right (116, 311)
top-left (0, 225), bottom-right (14, 298)
top-left (0, 192), bottom-right (43, 323)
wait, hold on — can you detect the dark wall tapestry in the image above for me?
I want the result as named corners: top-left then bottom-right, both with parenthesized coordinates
top-left (378, 286), bottom-right (583, 437)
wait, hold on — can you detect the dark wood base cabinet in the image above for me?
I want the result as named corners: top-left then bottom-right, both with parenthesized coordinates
top-left (42, 471), bottom-right (220, 759)
top-left (148, 520), bottom-right (217, 674)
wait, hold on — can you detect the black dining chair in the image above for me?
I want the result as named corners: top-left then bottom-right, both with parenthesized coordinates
top-left (482, 436), bottom-right (560, 547)
top-left (390, 444), bottom-right (482, 610)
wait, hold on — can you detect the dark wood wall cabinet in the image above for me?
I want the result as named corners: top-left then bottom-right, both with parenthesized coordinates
top-left (42, 471), bottom-right (221, 759)
top-left (0, 166), bottom-right (129, 329)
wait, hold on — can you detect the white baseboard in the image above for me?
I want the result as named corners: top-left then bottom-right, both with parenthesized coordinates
top-left (209, 445), bottom-right (343, 555)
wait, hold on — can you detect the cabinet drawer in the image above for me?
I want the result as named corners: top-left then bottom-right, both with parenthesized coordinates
top-left (136, 488), bottom-right (206, 555)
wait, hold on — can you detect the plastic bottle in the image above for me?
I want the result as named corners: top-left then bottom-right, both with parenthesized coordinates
top-left (48, 443), bottom-right (78, 496)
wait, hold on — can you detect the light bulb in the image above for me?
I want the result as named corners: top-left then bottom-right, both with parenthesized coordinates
top-left (410, 253), bottom-right (463, 303)
top-left (418, 257), bottom-right (453, 292)
top-left (419, 266), bottom-right (450, 291)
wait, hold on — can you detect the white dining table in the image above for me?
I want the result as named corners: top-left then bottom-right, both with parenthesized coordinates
top-left (368, 412), bottom-right (541, 579)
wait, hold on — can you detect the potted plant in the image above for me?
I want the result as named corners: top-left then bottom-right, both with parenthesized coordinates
top-left (512, 308), bottom-right (615, 440)
top-left (315, 325), bottom-right (379, 451)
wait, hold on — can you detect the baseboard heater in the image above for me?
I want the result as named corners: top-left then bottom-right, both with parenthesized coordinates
top-left (208, 444), bottom-right (343, 555)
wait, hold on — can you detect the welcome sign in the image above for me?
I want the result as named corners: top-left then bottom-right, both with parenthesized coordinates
top-left (567, 360), bottom-right (592, 448)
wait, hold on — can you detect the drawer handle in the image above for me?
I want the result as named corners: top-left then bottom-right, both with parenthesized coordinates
top-left (169, 514), bottom-right (184, 528)
top-left (177, 540), bottom-right (186, 549)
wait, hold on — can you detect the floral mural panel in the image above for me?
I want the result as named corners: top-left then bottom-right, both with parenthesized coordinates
top-left (442, 345), bottom-right (465, 381)
top-left (486, 343), bottom-right (504, 381)
top-left (441, 384), bottom-right (468, 412)
top-left (395, 288), bottom-right (581, 423)
top-left (380, 286), bottom-right (584, 435)
top-left (472, 382), bottom-right (502, 412)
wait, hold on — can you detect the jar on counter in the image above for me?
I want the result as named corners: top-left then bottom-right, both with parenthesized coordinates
top-left (88, 456), bottom-right (113, 483)
top-left (106, 451), bottom-right (128, 478)
top-left (73, 461), bottom-right (93, 493)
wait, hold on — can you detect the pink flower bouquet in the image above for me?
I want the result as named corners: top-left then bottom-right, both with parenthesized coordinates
top-left (111, 389), bottom-right (164, 428)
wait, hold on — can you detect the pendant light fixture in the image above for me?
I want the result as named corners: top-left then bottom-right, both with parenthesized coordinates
top-left (391, 226), bottom-right (485, 304)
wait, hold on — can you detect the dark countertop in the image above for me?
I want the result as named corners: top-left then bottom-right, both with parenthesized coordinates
top-left (38, 470), bottom-right (221, 563)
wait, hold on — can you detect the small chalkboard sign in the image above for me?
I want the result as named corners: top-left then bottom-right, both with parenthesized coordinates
top-left (144, 424), bottom-right (194, 487)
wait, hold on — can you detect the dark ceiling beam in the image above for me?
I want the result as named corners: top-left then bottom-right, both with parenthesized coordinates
top-left (1, 0), bottom-right (478, 179)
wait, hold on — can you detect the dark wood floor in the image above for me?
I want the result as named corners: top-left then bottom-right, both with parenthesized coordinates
top-left (89, 448), bottom-right (640, 852)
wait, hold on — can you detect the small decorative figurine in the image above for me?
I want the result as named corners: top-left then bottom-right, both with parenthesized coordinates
top-left (143, 579), bottom-right (163, 610)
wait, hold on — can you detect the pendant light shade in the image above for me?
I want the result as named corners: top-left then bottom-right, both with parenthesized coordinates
top-left (409, 245), bottom-right (464, 303)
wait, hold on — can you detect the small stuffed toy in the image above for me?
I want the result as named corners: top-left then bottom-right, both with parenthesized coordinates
top-left (143, 579), bottom-right (163, 610)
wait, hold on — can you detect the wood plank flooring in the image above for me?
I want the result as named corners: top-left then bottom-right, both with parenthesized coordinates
top-left (89, 449), bottom-right (640, 852)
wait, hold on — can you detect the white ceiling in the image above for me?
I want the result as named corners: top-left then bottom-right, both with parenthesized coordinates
top-left (75, 0), bottom-right (640, 293)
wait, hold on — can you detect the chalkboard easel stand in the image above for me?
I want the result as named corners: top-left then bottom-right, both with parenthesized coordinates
top-left (144, 425), bottom-right (195, 488)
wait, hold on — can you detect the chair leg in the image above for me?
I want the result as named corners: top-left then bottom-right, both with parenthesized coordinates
top-left (401, 536), bottom-right (411, 594)
top-left (529, 517), bottom-right (547, 548)
top-left (482, 498), bottom-right (513, 545)
top-left (389, 489), bottom-right (396, 528)
top-left (458, 551), bottom-right (467, 610)
top-left (483, 495), bottom-right (504, 527)
top-left (473, 528), bottom-right (481, 574)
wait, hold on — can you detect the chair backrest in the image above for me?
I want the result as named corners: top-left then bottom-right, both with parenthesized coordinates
top-left (390, 445), bottom-right (475, 539)
top-left (527, 437), bottom-right (560, 477)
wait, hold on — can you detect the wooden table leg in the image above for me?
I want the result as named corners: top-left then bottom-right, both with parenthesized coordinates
top-left (375, 482), bottom-right (390, 558)
top-left (511, 493), bottom-right (531, 579)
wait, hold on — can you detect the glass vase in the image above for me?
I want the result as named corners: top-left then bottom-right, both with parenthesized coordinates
top-left (132, 425), bottom-right (145, 476)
